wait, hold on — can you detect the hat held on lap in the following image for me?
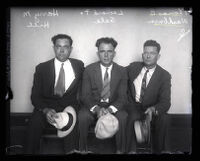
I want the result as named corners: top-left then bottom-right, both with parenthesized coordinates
top-left (95, 113), bottom-right (119, 139)
top-left (51, 106), bottom-right (76, 138)
top-left (134, 117), bottom-right (151, 144)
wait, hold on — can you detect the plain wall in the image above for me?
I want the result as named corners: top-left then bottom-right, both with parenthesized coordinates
top-left (10, 7), bottom-right (192, 113)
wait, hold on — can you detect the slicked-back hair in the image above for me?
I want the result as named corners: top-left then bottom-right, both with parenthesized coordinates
top-left (95, 37), bottom-right (118, 49)
top-left (143, 40), bottom-right (161, 53)
top-left (51, 34), bottom-right (73, 46)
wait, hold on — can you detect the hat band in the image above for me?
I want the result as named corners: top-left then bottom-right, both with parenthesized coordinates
top-left (60, 113), bottom-right (73, 131)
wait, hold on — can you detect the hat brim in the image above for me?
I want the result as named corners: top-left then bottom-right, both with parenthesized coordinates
top-left (57, 106), bottom-right (76, 138)
top-left (134, 120), bottom-right (151, 144)
top-left (134, 121), bottom-right (144, 143)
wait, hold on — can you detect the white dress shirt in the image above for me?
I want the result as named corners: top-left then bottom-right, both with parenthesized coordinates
top-left (90, 63), bottom-right (118, 113)
top-left (54, 58), bottom-right (75, 92)
top-left (133, 66), bottom-right (156, 103)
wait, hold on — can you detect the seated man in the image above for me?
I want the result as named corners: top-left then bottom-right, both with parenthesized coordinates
top-left (126, 40), bottom-right (171, 154)
top-left (25, 34), bottom-right (84, 154)
top-left (78, 37), bottom-right (128, 154)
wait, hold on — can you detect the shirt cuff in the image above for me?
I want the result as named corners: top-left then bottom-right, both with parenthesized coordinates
top-left (90, 105), bottom-right (98, 113)
top-left (109, 105), bottom-right (118, 113)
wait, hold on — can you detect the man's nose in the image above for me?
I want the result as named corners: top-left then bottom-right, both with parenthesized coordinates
top-left (60, 47), bottom-right (65, 52)
top-left (104, 52), bottom-right (108, 57)
top-left (146, 53), bottom-right (151, 58)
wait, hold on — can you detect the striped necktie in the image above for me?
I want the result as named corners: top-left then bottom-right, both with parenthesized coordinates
top-left (101, 67), bottom-right (110, 101)
top-left (139, 69), bottom-right (149, 103)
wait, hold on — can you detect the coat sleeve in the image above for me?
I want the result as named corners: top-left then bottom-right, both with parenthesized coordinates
top-left (80, 68), bottom-right (99, 109)
top-left (154, 72), bottom-right (171, 115)
top-left (31, 65), bottom-right (48, 111)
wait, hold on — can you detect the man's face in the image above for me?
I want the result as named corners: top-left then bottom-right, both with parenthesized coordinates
top-left (97, 43), bottom-right (116, 67)
top-left (53, 38), bottom-right (72, 62)
top-left (142, 46), bottom-right (160, 69)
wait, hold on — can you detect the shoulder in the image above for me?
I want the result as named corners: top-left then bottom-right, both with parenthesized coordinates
top-left (127, 61), bottom-right (142, 68)
top-left (126, 61), bottom-right (143, 72)
top-left (36, 59), bottom-right (54, 70)
top-left (156, 65), bottom-right (171, 79)
top-left (113, 62), bottom-right (127, 78)
top-left (113, 62), bottom-right (126, 72)
top-left (69, 58), bottom-right (84, 67)
top-left (85, 62), bottom-right (99, 71)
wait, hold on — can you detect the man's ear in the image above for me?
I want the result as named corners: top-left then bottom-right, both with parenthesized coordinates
top-left (157, 54), bottom-right (161, 60)
top-left (113, 51), bottom-right (116, 57)
top-left (70, 46), bottom-right (73, 52)
top-left (96, 51), bottom-right (100, 58)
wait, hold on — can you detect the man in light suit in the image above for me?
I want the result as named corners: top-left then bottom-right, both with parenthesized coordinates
top-left (78, 37), bottom-right (128, 154)
top-left (25, 34), bottom-right (84, 154)
top-left (126, 40), bottom-right (171, 154)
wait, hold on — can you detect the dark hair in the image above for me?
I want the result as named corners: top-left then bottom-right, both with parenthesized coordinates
top-left (95, 37), bottom-right (118, 49)
top-left (51, 34), bottom-right (73, 46)
top-left (143, 40), bottom-right (161, 53)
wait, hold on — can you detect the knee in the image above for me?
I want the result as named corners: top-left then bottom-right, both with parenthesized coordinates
top-left (78, 108), bottom-right (90, 123)
top-left (115, 111), bottom-right (128, 122)
top-left (30, 110), bottom-right (45, 123)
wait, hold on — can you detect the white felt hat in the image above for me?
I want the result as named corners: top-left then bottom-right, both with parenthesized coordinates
top-left (134, 118), bottom-right (151, 144)
top-left (95, 113), bottom-right (119, 139)
top-left (51, 106), bottom-right (76, 138)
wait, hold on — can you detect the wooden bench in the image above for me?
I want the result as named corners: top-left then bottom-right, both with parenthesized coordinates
top-left (39, 122), bottom-right (116, 154)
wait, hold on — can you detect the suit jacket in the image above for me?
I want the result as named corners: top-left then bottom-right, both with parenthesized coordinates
top-left (126, 62), bottom-right (171, 115)
top-left (31, 58), bottom-right (84, 112)
top-left (81, 61), bottom-right (128, 111)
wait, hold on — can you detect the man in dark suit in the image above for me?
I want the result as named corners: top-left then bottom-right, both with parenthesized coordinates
top-left (78, 37), bottom-right (128, 154)
top-left (126, 40), bottom-right (171, 154)
top-left (25, 34), bottom-right (84, 154)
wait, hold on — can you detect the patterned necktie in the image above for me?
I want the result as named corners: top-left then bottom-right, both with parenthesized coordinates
top-left (139, 69), bottom-right (149, 103)
top-left (101, 67), bottom-right (110, 101)
top-left (54, 63), bottom-right (65, 97)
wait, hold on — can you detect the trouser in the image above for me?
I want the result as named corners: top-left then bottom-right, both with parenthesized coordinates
top-left (24, 108), bottom-right (78, 154)
top-left (126, 103), bottom-right (167, 154)
top-left (78, 108), bottom-right (128, 153)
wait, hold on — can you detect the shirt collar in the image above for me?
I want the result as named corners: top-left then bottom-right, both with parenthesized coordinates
top-left (100, 63), bottom-right (113, 71)
top-left (143, 65), bottom-right (156, 76)
top-left (54, 58), bottom-right (69, 66)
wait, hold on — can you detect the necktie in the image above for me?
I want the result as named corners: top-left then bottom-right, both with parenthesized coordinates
top-left (101, 67), bottom-right (110, 101)
top-left (139, 69), bottom-right (149, 103)
top-left (54, 63), bottom-right (65, 97)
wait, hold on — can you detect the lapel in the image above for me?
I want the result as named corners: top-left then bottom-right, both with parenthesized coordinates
top-left (129, 62), bottom-right (145, 100)
top-left (110, 63), bottom-right (120, 98)
top-left (132, 63), bottom-right (144, 82)
top-left (145, 65), bottom-right (160, 92)
top-left (50, 58), bottom-right (80, 96)
top-left (94, 62), bottom-right (120, 98)
top-left (94, 62), bottom-right (103, 93)
top-left (64, 58), bottom-right (79, 93)
top-left (142, 65), bottom-right (161, 104)
top-left (48, 59), bottom-right (56, 95)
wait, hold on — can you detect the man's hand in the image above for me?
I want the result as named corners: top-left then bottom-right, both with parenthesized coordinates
top-left (97, 108), bottom-right (108, 118)
top-left (93, 106), bottom-right (101, 115)
top-left (43, 108), bottom-right (57, 124)
top-left (144, 106), bottom-right (155, 122)
top-left (105, 107), bottom-right (113, 114)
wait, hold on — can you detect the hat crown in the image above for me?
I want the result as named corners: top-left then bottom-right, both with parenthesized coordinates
top-left (49, 106), bottom-right (77, 138)
top-left (54, 112), bottom-right (69, 129)
top-left (95, 113), bottom-right (119, 139)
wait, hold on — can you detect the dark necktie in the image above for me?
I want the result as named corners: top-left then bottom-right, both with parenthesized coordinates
top-left (101, 67), bottom-right (110, 101)
top-left (54, 63), bottom-right (65, 97)
top-left (139, 69), bottom-right (149, 103)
